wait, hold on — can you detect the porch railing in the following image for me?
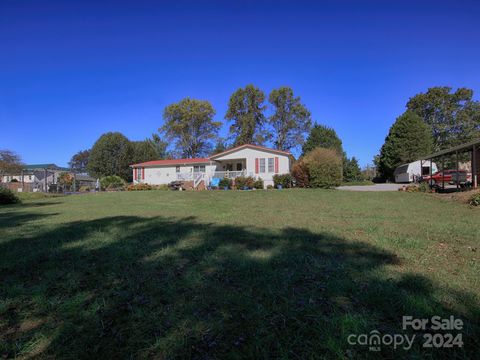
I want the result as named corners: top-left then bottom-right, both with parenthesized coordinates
top-left (212, 170), bottom-right (246, 179)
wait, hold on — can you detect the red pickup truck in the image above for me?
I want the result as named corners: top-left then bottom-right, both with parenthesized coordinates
top-left (421, 170), bottom-right (471, 186)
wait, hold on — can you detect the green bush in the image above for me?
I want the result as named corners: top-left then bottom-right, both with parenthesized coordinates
top-left (273, 174), bottom-right (294, 188)
top-left (100, 175), bottom-right (126, 191)
top-left (234, 176), bottom-right (254, 189)
top-left (303, 147), bottom-right (342, 188)
top-left (253, 178), bottom-right (264, 189)
top-left (156, 184), bottom-right (169, 191)
top-left (219, 178), bottom-right (233, 189)
top-left (469, 193), bottom-right (480, 206)
top-left (79, 186), bottom-right (91, 192)
top-left (0, 187), bottom-right (21, 205)
top-left (266, 184), bottom-right (274, 190)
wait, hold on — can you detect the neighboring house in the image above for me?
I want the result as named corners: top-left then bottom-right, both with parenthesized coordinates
top-left (1, 164), bottom-right (69, 192)
top-left (130, 144), bottom-right (293, 189)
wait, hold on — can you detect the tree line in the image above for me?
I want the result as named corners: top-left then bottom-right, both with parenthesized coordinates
top-left (69, 84), bottom-right (361, 182)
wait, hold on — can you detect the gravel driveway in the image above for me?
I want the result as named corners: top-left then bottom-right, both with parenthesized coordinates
top-left (336, 183), bottom-right (404, 191)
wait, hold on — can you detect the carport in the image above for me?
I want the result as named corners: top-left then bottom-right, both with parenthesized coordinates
top-left (419, 138), bottom-right (480, 190)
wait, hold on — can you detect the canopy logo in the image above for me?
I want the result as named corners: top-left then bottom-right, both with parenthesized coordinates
top-left (347, 330), bottom-right (415, 352)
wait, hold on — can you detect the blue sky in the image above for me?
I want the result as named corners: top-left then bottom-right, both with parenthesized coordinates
top-left (1, 0), bottom-right (479, 167)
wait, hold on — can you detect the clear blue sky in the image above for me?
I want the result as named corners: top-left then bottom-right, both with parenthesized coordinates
top-left (1, 0), bottom-right (479, 167)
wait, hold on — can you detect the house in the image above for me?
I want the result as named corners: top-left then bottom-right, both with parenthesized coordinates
top-left (1, 164), bottom-right (69, 192)
top-left (130, 144), bottom-right (293, 189)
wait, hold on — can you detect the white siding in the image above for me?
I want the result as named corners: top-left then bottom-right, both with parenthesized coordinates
top-left (212, 147), bottom-right (291, 187)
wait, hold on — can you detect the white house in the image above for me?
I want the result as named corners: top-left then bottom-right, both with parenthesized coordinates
top-left (130, 144), bottom-right (293, 189)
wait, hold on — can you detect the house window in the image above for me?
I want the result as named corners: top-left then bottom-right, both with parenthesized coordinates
top-left (236, 163), bottom-right (242, 171)
top-left (136, 169), bottom-right (142, 181)
top-left (194, 165), bottom-right (205, 173)
top-left (268, 158), bottom-right (274, 172)
top-left (176, 166), bottom-right (180, 173)
top-left (259, 158), bottom-right (266, 173)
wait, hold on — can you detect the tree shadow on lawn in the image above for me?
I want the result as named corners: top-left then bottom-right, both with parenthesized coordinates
top-left (0, 215), bottom-right (478, 359)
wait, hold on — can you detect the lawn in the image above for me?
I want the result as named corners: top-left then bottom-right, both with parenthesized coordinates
top-left (1, 190), bottom-right (479, 359)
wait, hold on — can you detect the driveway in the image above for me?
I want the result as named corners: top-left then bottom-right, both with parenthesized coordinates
top-left (336, 183), bottom-right (404, 191)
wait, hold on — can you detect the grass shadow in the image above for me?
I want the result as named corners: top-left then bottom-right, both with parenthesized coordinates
top-left (0, 215), bottom-right (478, 359)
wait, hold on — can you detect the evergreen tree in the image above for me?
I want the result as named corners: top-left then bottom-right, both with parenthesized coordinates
top-left (302, 124), bottom-right (343, 155)
top-left (378, 111), bottom-right (433, 180)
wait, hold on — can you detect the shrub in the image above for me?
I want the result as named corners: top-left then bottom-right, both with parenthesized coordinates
top-left (0, 187), bottom-right (20, 205)
top-left (100, 175), bottom-right (126, 191)
top-left (127, 183), bottom-right (152, 191)
top-left (291, 159), bottom-right (309, 188)
top-left (234, 176), bottom-right (254, 190)
top-left (303, 147), bottom-right (342, 188)
top-left (126, 183), bottom-right (169, 191)
top-left (469, 193), bottom-right (480, 206)
top-left (10, 178), bottom-right (18, 182)
top-left (418, 182), bottom-right (430, 193)
top-left (219, 178), bottom-right (233, 189)
top-left (253, 178), bottom-right (264, 189)
top-left (266, 184), bottom-right (274, 190)
top-left (79, 186), bottom-right (91, 192)
top-left (273, 174), bottom-right (294, 188)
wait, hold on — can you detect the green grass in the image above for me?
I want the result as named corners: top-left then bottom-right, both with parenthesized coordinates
top-left (340, 180), bottom-right (375, 186)
top-left (1, 190), bottom-right (479, 359)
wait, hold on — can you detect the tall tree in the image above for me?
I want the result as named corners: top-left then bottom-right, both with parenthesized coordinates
top-left (302, 124), bottom-right (343, 155)
top-left (69, 149), bottom-right (90, 173)
top-left (343, 156), bottom-right (362, 182)
top-left (87, 132), bottom-right (134, 181)
top-left (225, 84), bottom-right (267, 145)
top-left (268, 87), bottom-right (312, 151)
top-left (378, 111), bottom-right (433, 180)
top-left (406, 87), bottom-right (480, 150)
top-left (0, 149), bottom-right (22, 177)
top-left (147, 133), bottom-right (169, 159)
top-left (131, 140), bottom-right (158, 165)
top-left (211, 139), bottom-right (227, 155)
top-left (161, 98), bottom-right (220, 158)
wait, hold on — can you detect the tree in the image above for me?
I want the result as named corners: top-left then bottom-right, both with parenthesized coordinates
top-left (211, 139), bottom-right (227, 155)
top-left (161, 98), bottom-right (220, 158)
top-left (131, 140), bottom-right (158, 165)
top-left (87, 132), bottom-right (134, 181)
top-left (147, 133), bottom-right (168, 159)
top-left (58, 172), bottom-right (74, 191)
top-left (268, 87), bottom-right (312, 151)
top-left (406, 87), bottom-right (480, 150)
top-left (302, 124), bottom-right (343, 155)
top-left (378, 111), bottom-right (433, 180)
top-left (343, 156), bottom-right (362, 182)
top-left (0, 149), bottom-right (22, 177)
top-left (69, 149), bottom-right (90, 173)
top-left (225, 84), bottom-right (267, 146)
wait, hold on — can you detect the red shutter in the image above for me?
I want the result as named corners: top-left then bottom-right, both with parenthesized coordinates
top-left (274, 157), bottom-right (279, 173)
top-left (255, 158), bottom-right (259, 174)
top-left (142, 167), bottom-right (145, 180)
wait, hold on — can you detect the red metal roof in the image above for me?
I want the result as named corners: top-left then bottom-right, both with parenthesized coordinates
top-left (131, 158), bottom-right (210, 167)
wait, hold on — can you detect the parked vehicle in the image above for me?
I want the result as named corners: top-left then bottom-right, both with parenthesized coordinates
top-left (421, 170), bottom-right (470, 186)
top-left (394, 161), bottom-right (438, 183)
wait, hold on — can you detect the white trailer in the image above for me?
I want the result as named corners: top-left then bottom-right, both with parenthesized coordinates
top-left (394, 160), bottom-right (438, 183)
